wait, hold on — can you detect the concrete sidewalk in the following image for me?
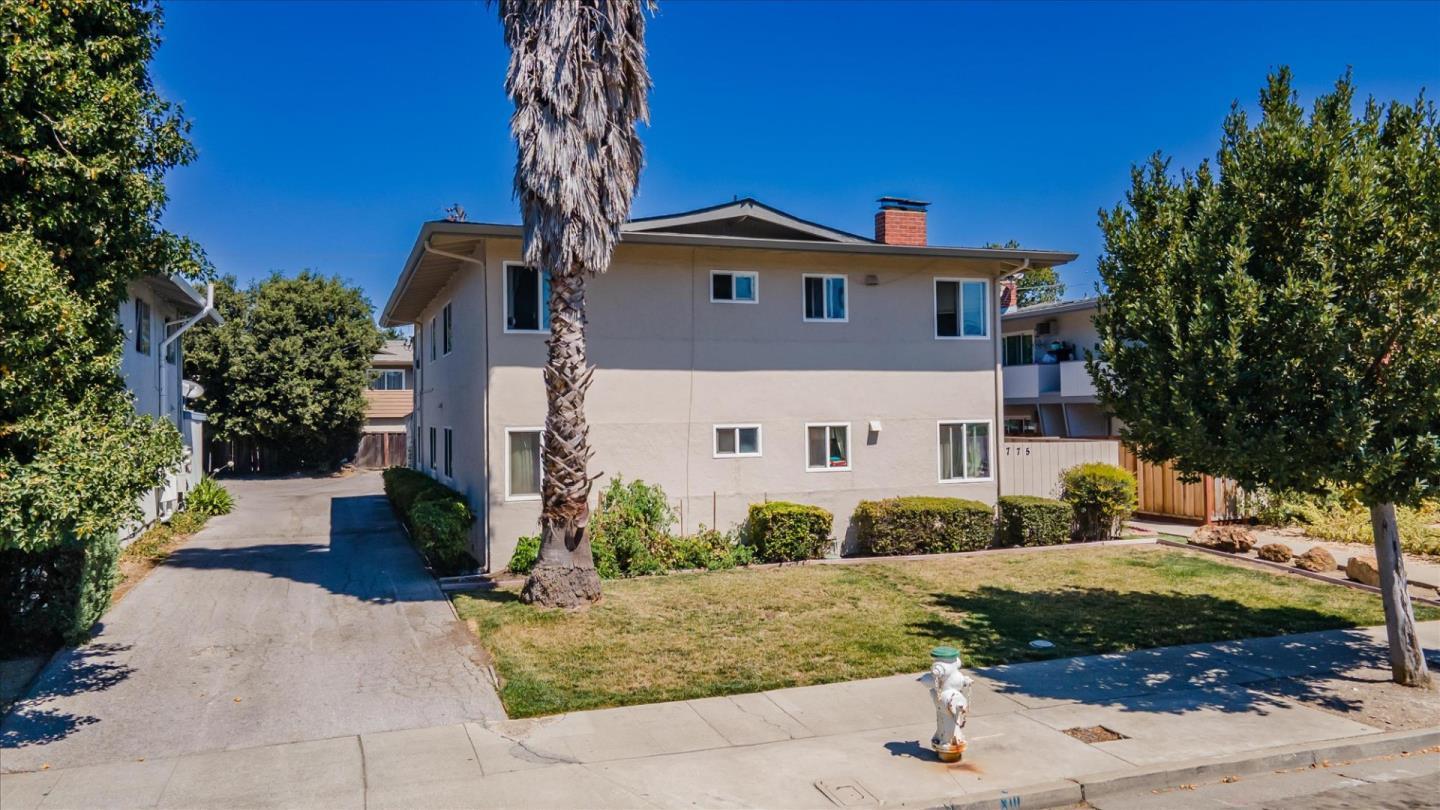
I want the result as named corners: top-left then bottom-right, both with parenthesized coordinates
top-left (4, 622), bottom-right (1437, 809)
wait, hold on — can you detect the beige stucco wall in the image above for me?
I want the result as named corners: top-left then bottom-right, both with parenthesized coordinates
top-left (413, 239), bottom-right (1006, 570)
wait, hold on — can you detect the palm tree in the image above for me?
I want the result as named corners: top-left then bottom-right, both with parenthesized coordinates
top-left (498, 0), bottom-right (652, 607)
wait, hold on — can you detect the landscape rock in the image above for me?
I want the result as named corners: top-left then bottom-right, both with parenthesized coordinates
top-left (1345, 554), bottom-right (1382, 586)
top-left (1295, 546), bottom-right (1337, 572)
top-left (1190, 525), bottom-right (1257, 554)
top-left (1256, 542), bottom-right (1293, 563)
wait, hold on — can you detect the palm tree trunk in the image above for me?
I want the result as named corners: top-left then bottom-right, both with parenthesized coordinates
top-left (1369, 502), bottom-right (1431, 687)
top-left (521, 271), bottom-right (602, 607)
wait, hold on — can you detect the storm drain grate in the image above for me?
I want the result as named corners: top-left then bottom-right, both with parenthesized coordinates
top-left (1062, 725), bottom-right (1128, 743)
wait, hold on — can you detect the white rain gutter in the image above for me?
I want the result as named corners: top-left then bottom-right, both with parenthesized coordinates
top-left (158, 281), bottom-right (217, 429)
top-left (422, 237), bottom-right (487, 267)
top-left (163, 280), bottom-right (217, 353)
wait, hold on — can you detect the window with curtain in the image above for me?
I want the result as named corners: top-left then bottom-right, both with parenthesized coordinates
top-left (935, 280), bottom-right (988, 338)
top-left (806, 423), bottom-right (850, 470)
top-left (370, 370), bottom-right (406, 390)
top-left (506, 264), bottom-right (551, 332)
top-left (939, 421), bottom-right (992, 481)
top-left (714, 425), bottom-right (761, 456)
top-left (508, 430), bottom-right (542, 498)
top-left (803, 275), bottom-right (846, 321)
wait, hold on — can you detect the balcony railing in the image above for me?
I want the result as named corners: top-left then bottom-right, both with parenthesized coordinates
top-left (1002, 360), bottom-right (1098, 399)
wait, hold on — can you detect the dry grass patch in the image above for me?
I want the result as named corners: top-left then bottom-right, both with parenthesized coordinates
top-left (454, 546), bottom-right (1438, 718)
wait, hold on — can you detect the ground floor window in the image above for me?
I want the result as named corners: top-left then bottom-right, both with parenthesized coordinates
top-left (428, 427), bottom-right (436, 471)
top-left (443, 427), bottom-right (454, 477)
top-left (806, 423), bottom-right (850, 471)
top-left (939, 421), bottom-right (991, 481)
top-left (507, 428), bottom-right (543, 499)
top-left (714, 425), bottom-right (761, 457)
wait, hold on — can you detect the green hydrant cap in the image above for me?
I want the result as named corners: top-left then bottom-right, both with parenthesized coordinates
top-left (930, 646), bottom-right (960, 661)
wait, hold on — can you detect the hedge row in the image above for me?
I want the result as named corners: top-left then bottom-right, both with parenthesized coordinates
top-left (0, 533), bottom-right (121, 656)
top-left (854, 497), bottom-right (993, 555)
top-left (382, 467), bottom-right (476, 574)
top-left (998, 496), bottom-right (1073, 547)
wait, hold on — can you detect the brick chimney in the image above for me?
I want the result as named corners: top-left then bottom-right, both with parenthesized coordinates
top-left (874, 197), bottom-right (929, 246)
top-left (1000, 278), bottom-right (1018, 313)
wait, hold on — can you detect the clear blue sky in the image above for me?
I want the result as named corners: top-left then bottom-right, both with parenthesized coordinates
top-left (153, 0), bottom-right (1439, 318)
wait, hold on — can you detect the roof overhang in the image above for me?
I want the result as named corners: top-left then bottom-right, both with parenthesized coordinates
top-left (1002, 297), bottom-right (1100, 321)
top-left (146, 275), bottom-right (224, 326)
top-left (381, 220), bottom-right (1079, 327)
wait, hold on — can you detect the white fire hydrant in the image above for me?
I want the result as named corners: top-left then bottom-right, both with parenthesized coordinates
top-left (928, 646), bottom-right (974, 762)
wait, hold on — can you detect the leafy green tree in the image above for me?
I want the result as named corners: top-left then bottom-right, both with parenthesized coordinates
top-left (186, 272), bottom-right (385, 470)
top-left (1, 0), bottom-right (197, 551)
top-left (1092, 69), bottom-right (1438, 686)
top-left (989, 241), bottom-right (1064, 306)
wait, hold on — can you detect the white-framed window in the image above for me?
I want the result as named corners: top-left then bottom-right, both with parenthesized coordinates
top-left (713, 424), bottom-right (762, 457)
top-left (506, 427), bottom-right (543, 500)
top-left (505, 262), bottom-right (551, 333)
top-left (428, 427), bottom-right (437, 471)
top-left (442, 303), bottom-right (454, 355)
top-left (938, 420), bottom-right (993, 482)
top-left (443, 427), bottom-right (454, 478)
top-left (710, 270), bottom-right (758, 304)
top-left (935, 278), bottom-right (989, 339)
top-left (370, 369), bottom-right (406, 390)
top-left (164, 321), bottom-right (179, 365)
top-left (1003, 332), bottom-right (1035, 366)
top-left (134, 298), bottom-right (151, 355)
top-left (430, 317), bottom-right (437, 361)
top-left (802, 274), bottom-right (847, 322)
top-left (805, 422), bottom-right (851, 471)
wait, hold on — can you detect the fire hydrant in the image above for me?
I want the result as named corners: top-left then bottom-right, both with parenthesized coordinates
top-left (928, 646), bottom-right (973, 762)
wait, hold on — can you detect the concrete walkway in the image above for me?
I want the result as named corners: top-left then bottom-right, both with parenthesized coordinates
top-left (4, 622), bottom-right (1436, 809)
top-left (0, 472), bottom-right (503, 774)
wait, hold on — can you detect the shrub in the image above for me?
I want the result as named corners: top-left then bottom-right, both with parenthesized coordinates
top-left (508, 535), bottom-right (540, 575)
top-left (381, 466), bottom-right (476, 573)
top-left (669, 527), bottom-right (754, 571)
top-left (744, 502), bottom-right (832, 562)
top-left (187, 477), bottom-right (233, 516)
top-left (167, 509), bottom-right (208, 535)
top-left (1060, 463), bottom-right (1138, 542)
top-left (589, 477), bottom-right (676, 577)
top-left (997, 496), bottom-right (1073, 547)
top-left (0, 533), bottom-right (120, 655)
top-left (410, 498), bottom-right (475, 573)
top-left (853, 497), bottom-right (995, 555)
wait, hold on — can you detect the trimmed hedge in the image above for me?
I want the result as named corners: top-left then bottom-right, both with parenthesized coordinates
top-left (0, 533), bottom-right (120, 655)
top-left (381, 466), bottom-right (476, 574)
top-left (744, 501), bottom-right (833, 562)
top-left (998, 496), bottom-right (1073, 547)
top-left (1060, 462), bottom-right (1138, 543)
top-left (853, 497), bottom-right (994, 555)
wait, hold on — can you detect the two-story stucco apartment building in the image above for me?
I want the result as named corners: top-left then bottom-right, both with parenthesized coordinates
top-left (380, 198), bottom-right (1076, 571)
top-left (117, 274), bottom-right (222, 537)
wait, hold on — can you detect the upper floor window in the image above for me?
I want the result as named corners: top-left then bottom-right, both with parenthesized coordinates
top-left (803, 274), bottom-right (847, 322)
top-left (939, 421), bottom-right (992, 481)
top-left (711, 270), bottom-right (757, 304)
top-left (1003, 333), bottom-right (1034, 366)
top-left (370, 370), bottom-right (406, 390)
top-left (430, 317), bottom-right (437, 361)
top-left (806, 422), bottom-right (850, 471)
top-left (164, 322), bottom-right (179, 365)
top-left (442, 303), bottom-right (453, 355)
top-left (935, 279), bottom-right (988, 339)
top-left (134, 298), bottom-right (151, 354)
top-left (713, 424), bottom-right (761, 457)
top-left (415, 330), bottom-right (422, 369)
top-left (506, 263), bottom-right (550, 333)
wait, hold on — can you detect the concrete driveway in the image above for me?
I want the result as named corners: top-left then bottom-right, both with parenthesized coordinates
top-left (0, 471), bottom-right (503, 773)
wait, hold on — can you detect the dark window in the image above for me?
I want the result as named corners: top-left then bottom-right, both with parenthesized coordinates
top-left (164, 322), bottom-right (179, 364)
top-left (804, 276), bottom-right (845, 320)
top-left (506, 265), bottom-right (549, 331)
top-left (442, 304), bottom-right (453, 354)
top-left (712, 272), bottom-right (733, 301)
top-left (430, 318), bottom-right (437, 361)
top-left (428, 427), bottom-right (436, 470)
top-left (443, 428), bottom-right (453, 477)
top-left (135, 298), bottom-right (151, 354)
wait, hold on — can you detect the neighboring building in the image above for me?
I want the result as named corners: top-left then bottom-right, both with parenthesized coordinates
top-left (1000, 296), bottom-right (1115, 438)
top-left (380, 197), bottom-right (1076, 571)
top-left (117, 274), bottom-right (222, 537)
top-left (358, 338), bottom-right (414, 468)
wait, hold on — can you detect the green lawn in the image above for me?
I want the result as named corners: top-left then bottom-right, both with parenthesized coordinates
top-left (453, 546), bottom-right (1437, 718)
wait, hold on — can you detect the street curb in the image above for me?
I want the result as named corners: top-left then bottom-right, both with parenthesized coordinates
top-left (888, 728), bottom-right (1440, 810)
top-left (1078, 727), bottom-right (1440, 801)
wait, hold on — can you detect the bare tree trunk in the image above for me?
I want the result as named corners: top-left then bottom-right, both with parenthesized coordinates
top-left (522, 272), bottom-right (602, 608)
top-left (1369, 502), bottom-right (1431, 687)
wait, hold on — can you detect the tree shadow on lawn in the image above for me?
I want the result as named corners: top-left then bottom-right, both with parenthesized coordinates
top-left (915, 585), bottom-right (1420, 717)
top-left (0, 641), bottom-right (132, 751)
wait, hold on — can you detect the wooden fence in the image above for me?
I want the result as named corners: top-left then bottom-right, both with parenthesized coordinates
top-left (354, 432), bottom-right (407, 469)
top-left (1000, 438), bottom-right (1121, 499)
top-left (1118, 444), bottom-right (1247, 522)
